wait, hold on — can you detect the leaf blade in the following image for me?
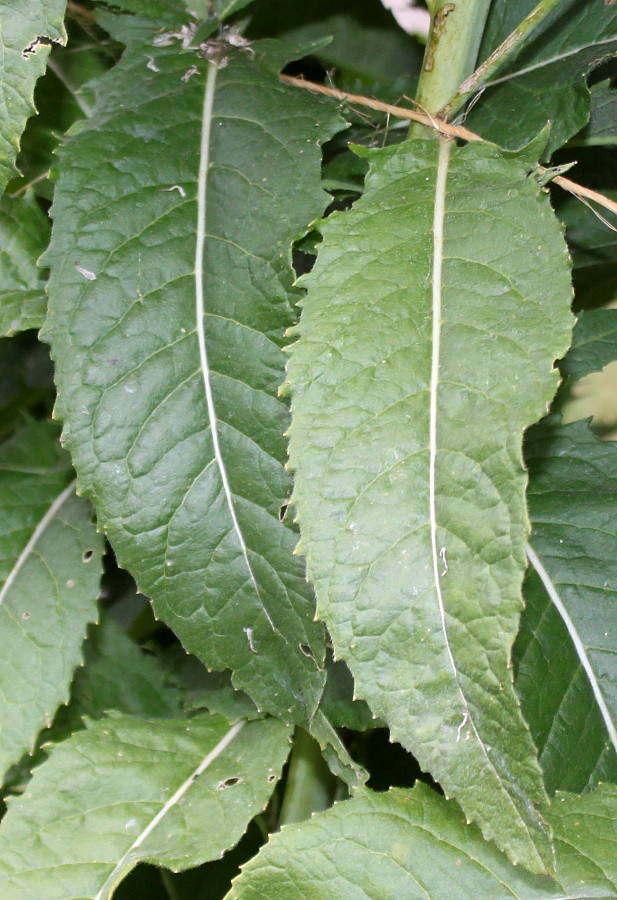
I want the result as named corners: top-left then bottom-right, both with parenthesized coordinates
top-left (0, 420), bottom-right (103, 779)
top-left (0, 713), bottom-right (291, 899)
top-left (41, 20), bottom-right (344, 724)
top-left (227, 782), bottom-right (617, 900)
top-left (0, 0), bottom-right (67, 196)
top-left (286, 137), bottom-right (574, 871)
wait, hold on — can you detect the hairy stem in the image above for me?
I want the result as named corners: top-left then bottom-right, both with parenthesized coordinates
top-left (278, 728), bottom-right (337, 826)
top-left (442, 0), bottom-right (564, 118)
top-left (411, 0), bottom-right (492, 134)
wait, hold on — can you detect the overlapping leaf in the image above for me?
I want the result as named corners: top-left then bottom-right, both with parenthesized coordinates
top-left (0, 0), bottom-right (67, 196)
top-left (227, 782), bottom-right (617, 900)
top-left (0, 191), bottom-right (49, 334)
top-left (42, 12), bottom-right (344, 725)
top-left (0, 419), bottom-right (103, 780)
top-left (468, 0), bottom-right (617, 152)
top-left (572, 80), bottom-right (617, 147)
top-left (516, 309), bottom-right (617, 792)
top-left (286, 136), bottom-right (574, 871)
top-left (0, 713), bottom-right (291, 899)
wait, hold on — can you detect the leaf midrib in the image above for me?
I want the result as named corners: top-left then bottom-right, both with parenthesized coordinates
top-left (0, 478), bottom-right (76, 607)
top-left (526, 542), bottom-right (617, 754)
top-left (430, 139), bottom-right (544, 854)
top-left (193, 61), bottom-right (277, 632)
top-left (93, 719), bottom-right (246, 900)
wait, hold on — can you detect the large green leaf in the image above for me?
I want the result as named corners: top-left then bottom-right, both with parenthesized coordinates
top-left (0, 419), bottom-right (103, 780)
top-left (42, 13), bottom-right (344, 726)
top-left (286, 136), bottom-right (574, 871)
top-left (0, 191), bottom-right (49, 334)
top-left (0, 0), bottom-right (67, 196)
top-left (0, 713), bottom-right (291, 899)
top-left (468, 1), bottom-right (617, 153)
top-left (227, 782), bottom-right (617, 899)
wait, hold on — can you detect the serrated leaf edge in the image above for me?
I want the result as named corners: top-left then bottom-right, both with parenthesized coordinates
top-left (94, 719), bottom-right (246, 900)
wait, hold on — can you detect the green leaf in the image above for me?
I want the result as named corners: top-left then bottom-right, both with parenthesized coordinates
top-left (227, 782), bottom-right (617, 899)
top-left (0, 419), bottom-right (103, 780)
top-left (41, 17), bottom-right (345, 725)
top-left (558, 195), bottom-right (617, 311)
top-left (0, 713), bottom-right (291, 899)
top-left (517, 388), bottom-right (617, 790)
top-left (468, 2), bottom-right (617, 153)
top-left (551, 782), bottom-right (617, 895)
top-left (64, 617), bottom-right (184, 724)
top-left (571, 79), bottom-right (617, 147)
top-left (0, 0), bottom-right (67, 197)
top-left (560, 309), bottom-right (617, 382)
top-left (286, 137), bottom-right (574, 872)
top-left (0, 191), bottom-right (49, 334)
top-left (318, 653), bottom-right (378, 732)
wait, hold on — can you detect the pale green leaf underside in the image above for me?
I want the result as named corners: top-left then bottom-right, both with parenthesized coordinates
top-left (0, 713), bottom-right (291, 900)
top-left (227, 782), bottom-right (617, 900)
top-left (0, 420), bottom-right (103, 780)
top-left (0, 0), bottom-right (67, 195)
top-left (287, 137), bottom-right (573, 871)
top-left (42, 26), bottom-right (343, 724)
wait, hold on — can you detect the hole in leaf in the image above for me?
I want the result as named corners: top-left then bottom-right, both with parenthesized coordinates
top-left (217, 776), bottom-right (242, 790)
top-left (83, 549), bottom-right (94, 562)
top-left (299, 644), bottom-right (314, 659)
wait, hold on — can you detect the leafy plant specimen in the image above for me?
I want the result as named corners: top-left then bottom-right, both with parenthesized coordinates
top-left (0, 0), bottom-right (615, 897)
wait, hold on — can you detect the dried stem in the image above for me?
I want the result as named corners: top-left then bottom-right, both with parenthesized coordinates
top-left (280, 75), bottom-right (617, 221)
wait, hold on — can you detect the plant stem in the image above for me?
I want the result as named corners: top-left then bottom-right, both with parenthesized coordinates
top-left (278, 728), bottom-right (337, 827)
top-left (441, 0), bottom-right (564, 118)
top-left (160, 869), bottom-right (181, 900)
top-left (411, 0), bottom-right (493, 134)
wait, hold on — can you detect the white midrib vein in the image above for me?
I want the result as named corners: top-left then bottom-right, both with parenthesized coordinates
top-left (526, 543), bottom-right (617, 753)
top-left (194, 63), bottom-right (273, 628)
top-left (429, 137), bottom-right (468, 712)
top-left (94, 720), bottom-right (246, 900)
top-left (428, 138), bottom-right (540, 846)
top-left (0, 478), bottom-right (76, 608)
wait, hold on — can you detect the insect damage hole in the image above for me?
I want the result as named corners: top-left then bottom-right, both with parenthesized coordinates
top-left (22, 35), bottom-right (62, 57)
top-left (82, 549), bottom-right (94, 562)
top-left (299, 643), bottom-right (314, 660)
top-left (217, 776), bottom-right (242, 790)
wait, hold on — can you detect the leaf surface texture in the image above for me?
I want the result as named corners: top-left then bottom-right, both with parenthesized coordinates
top-left (469, 1), bottom-right (617, 152)
top-left (227, 782), bottom-right (617, 900)
top-left (287, 137), bottom-right (574, 871)
top-left (0, 420), bottom-right (103, 779)
top-left (42, 18), bottom-right (343, 724)
top-left (0, 0), bottom-right (67, 194)
top-left (0, 713), bottom-right (291, 899)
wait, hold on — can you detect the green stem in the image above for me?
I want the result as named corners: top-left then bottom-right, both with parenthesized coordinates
top-left (441, 0), bottom-right (564, 118)
top-left (160, 869), bottom-right (181, 900)
top-left (278, 728), bottom-right (337, 827)
top-left (411, 0), bottom-right (493, 135)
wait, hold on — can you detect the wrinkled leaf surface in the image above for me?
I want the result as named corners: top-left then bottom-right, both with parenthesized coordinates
top-left (287, 136), bottom-right (574, 871)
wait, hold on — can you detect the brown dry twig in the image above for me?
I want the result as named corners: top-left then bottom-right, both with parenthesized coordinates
top-left (280, 74), bottom-right (617, 222)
